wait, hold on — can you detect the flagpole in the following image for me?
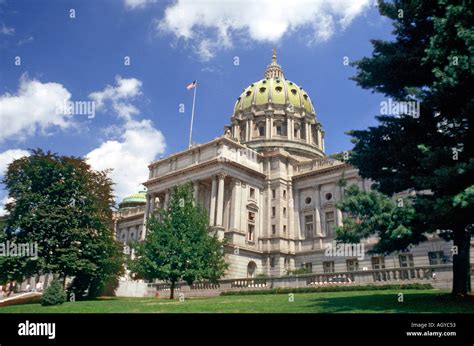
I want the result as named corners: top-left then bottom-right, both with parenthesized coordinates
top-left (188, 80), bottom-right (197, 149)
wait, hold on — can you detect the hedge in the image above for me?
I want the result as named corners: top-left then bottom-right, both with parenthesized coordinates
top-left (220, 283), bottom-right (433, 296)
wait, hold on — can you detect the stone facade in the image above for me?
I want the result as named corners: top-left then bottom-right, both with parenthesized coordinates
top-left (113, 50), bottom-right (472, 280)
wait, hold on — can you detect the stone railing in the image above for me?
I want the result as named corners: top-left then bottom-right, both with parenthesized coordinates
top-left (116, 205), bottom-right (145, 218)
top-left (146, 265), bottom-right (460, 298)
top-left (295, 157), bottom-right (343, 173)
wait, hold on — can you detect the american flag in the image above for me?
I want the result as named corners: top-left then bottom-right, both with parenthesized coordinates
top-left (186, 80), bottom-right (197, 90)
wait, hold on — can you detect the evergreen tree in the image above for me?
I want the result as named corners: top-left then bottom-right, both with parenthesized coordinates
top-left (41, 278), bottom-right (66, 306)
top-left (130, 183), bottom-right (228, 299)
top-left (348, 0), bottom-right (473, 294)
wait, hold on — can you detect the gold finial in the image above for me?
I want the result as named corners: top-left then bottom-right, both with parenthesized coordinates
top-left (272, 47), bottom-right (277, 64)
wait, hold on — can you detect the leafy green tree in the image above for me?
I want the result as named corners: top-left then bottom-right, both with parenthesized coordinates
top-left (2, 149), bottom-right (124, 297)
top-left (347, 0), bottom-right (473, 295)
top-left (130, 183), bottom-right (228, 299)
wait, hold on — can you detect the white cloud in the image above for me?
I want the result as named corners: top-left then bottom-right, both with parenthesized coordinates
top-left (86, 119), bottom-right (165, 201)
top-left (0, 149), bottom-right (30, 176)
top-left (0, 195), bottom-right (13, 217)
top-left (0, 74), bottom-right (74, 142)
top-left (124, 0), bottom-right (156, 10)
top-left (0, 23), bottom-right (14, 35)
top-left (157, 0), bottom-right (371, 60)
top-left (89, 75), bottom-right (142, 120)
top-left (0, 149), bottom-right (30, 217)
top-left (87, 77), bottom-right (165, 202)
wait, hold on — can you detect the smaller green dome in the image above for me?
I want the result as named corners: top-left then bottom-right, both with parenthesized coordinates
top-left (119, 191), bottom-right (146, 210)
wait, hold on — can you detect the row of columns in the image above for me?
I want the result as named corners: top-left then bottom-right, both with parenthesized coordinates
top-left (233, 116), bottom-right (321, 146)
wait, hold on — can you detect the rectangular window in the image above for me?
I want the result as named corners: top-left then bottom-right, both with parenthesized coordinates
top-left (304, 262), bottom-right (313, 273)
top-left (247, 224), bottom-right (254, 242)
top-left (325, 211), bottom-right (335, 236)
top-left (276, 126), bottom-right (282, 136)
top-left (399, 253), bottom-right (415, 279)
top-left (283, 207), bottom-right (287, 218)
top-left (272, 207), bottom-right (276, 217)
top-left (259, 126), bottom-right (265, 137)
top-left (248, 211), bottom-right (255, 222)
top-left (249, 188), bottom-right (255, 199)
top-left (304, 214), bottom-right (314, 238)
top-left (428, 251), bottom-right (445, 265)
top-left (323, 261), bottom-right (334, 273)
top-left (346, 259), bottom-right (359, 272)
top-left (272, 224), bottom-right (276, 234)
top-left (270, 257), bottom-right (275, 268)
top-left (283, 225), bottom-right (286, 233)
top-left (371, 256), bottom-right (385, 270)
top-left (272, 189), bottom-right (276, 199)
top-left (283, 190), bottom-right (287, 199)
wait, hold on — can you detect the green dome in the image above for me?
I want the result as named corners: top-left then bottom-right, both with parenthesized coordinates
top-left (233, 77), bottom-right (315, 116)
top-left (119, 191), bottom-right (146, 210)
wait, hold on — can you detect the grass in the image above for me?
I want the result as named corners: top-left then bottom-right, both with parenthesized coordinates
top-left (1, 289), bottom-right (473, 313)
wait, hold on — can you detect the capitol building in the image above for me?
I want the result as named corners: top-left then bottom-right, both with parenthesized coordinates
top-left (113, 50), bottom-right (457, 282)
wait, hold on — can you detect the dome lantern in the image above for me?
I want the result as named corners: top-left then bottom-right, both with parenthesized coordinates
top-left (264, 47), bottom-right (284, 79)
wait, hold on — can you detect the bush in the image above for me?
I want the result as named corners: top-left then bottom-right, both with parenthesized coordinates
top-left (41, 279), bottom-right (67, 306)
top-left (220, 283), bottom-right (433, 296)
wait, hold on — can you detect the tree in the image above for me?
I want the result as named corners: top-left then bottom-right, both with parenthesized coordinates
top-left (348, 0), bottom-right (473, 295)
top-left (129, 183), bottom-right (228, 299)
top-left (41, 278), bottom-right (66, 306)
top-left (2, 149), bottom-right (124, 297)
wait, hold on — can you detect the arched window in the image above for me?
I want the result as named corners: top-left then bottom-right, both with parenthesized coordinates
top-left (247, 261), bottom-right (257, 278)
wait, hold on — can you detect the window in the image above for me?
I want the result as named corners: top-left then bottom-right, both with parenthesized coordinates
top-left (399, 254), bottom-right (414, 279)
top-left (247, 224), bottom-right (255, 242)
top-left (272, 207), bottom-right (276, 217)
top-left (249, 188), bottom-right (255, 199)
top-left (270, 257), bottom-right (275, 268)
top-left (282, 207), bottom-right (287, 218)
top-left (248, 211), bottom-right (255, 222)
top-left (121, 234), bottom-right (126, 240)
top-left (304, 262), bottom-right (313, 273)
top-left (325, 211), bottom-right (335, 236)
top-left (272, 225), bottom-right (276, 234)
top-left (305, 197), bottom-right (312, 205)
top-left (259, 87), bottom-right (266, 93)
top-left (283, 225), bottom-right (286, 233)
top-left (323, 261), bottom-right (334, 273)
top-left (399, 254), bottom-right (414, 268)
top-left (428, 251), bottom-right (445, 265)
top-left (259, 126), bottom-right (265, 137)
top-left (325, 193), bottom-right (332, 200)
top-left (304, 214), bottom-right (314, 238)
top-left (371, 256), bottom-right (385, 270)
top-left (346, 259), bottom-right (359, 272)
top-left (283, 190), bottom-right (287, 199)
top-left (272, 189), bottom-right (276, 199)
top-left (275, 86), bottom-right (283, 92)
top-left (130, 233), bottom-right (134, 239)
top-left (276, 125), bottom-right (282, 136)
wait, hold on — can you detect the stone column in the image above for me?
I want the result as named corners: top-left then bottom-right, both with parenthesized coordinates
top-left (249, 118), bottom-right (253, 140)
top-left (193, 181), bottom-right (199, 204)
top-left (143, 193), bottom-right (151, 233)
top-left (308, 124), bottom-right (313, 144)
top-left (293, 188), bottom-right (301, 239)
top-left (335, 184), bottom-right (343, 227)
top-left (216, 173), bottom-right (226, 226)
top-left (209, 176), bottom-right (217, 226)
top-left (229, 178), bottom-right (241, 230)
top-left (164, 190), bottom-right (170, 209)
top-left (265, 117), bottom-right (270, 139)
top-left (314, 185), bottom-right (322, 236)
top-left (288, 118), bottom-right (294, 140)
top-left (269, 118), bottom-right (273, 139)
top-left (288, 181), bottom-right (294, 239)
top-left (317, 128), bottom-right (322, 148)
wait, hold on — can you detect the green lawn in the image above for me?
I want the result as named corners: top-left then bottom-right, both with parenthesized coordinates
top-left (1, 289), bottom-right (473, 313)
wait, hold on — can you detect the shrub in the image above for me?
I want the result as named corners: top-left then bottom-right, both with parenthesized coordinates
top-left (41, 279), bottom-right (67, 306)
top-left (220, 283), bottom-right (433, 296)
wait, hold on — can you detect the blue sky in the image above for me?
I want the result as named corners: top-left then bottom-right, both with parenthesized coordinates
top-left (0, 0), bottom-right (394, 210)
